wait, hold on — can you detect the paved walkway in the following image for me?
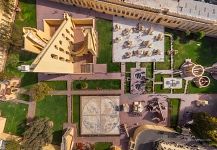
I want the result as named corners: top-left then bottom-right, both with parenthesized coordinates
top-left (36, 0), bottom-right (112, 30)
top-left (27, 101), bottom-right (36, 122)
top-left (38, 73), bottom-right (122, 81)
top-left (76, 136), bottom-right (120, 145)
top-left (154, 70), bottom-right (173, 75)
top-left (50, 90), bottom-right (122, 95)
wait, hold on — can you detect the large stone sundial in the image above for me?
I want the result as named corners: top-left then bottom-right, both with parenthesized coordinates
top-left (81, 96), bottom-right (120, 135)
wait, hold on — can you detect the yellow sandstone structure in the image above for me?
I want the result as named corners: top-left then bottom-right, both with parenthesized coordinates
top-left (22, 13), bottom-right (98, 74)
top-left (61, 128), bottom-right (75, 150)
top-left (50, 0), bottom-right (217, 37)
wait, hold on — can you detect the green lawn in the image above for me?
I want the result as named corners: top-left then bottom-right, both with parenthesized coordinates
top-left (73, 95), bottom-right (80, 134)
top-left (166, 29), bottom-right (217, 69)
top-left (140, 63), bottom-right (153, 78)
top-left (155, 74), bottom-right (171, 82)
top-left (73, 80), bottom-right (121, 90)
top-left (0, 102), bottom-right (27, 135)
top-left (155, 36), bottom-right (171, 70)
top-left (36, 95), bottom-right (67, 145)
top-left (169, 99), bottom-right (180, 128)
top-left (15, 0), bottom-right (36, 29)
top-left (95, 142), bottom-right (112, 150)
top-left (44, 81), bottom-right (67, 90)
top-left (96, 19), bottom-right (120, 72)
top-left (154, 84), bottom-right (170, 93)
top-left (4, 0), bottom-right (37, 88)
top-left (126, 63), bottom-right (136, 72)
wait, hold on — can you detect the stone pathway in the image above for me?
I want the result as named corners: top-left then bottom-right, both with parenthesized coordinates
top-left (27, 101), bottom-right (36, 122)
top-left (36, 0), bottom-right (112, 30)
top-left (76, 136), bottom-right (120, 145)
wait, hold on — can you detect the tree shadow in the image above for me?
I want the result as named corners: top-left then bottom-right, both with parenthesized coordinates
top-left (17, 119), bottom-right (27, 136)
top-left (21, 73), bottom-right (38, 88)
top-left (19, 0), bottom-right (36, 4)
top-left (19, 51), bottom-right (37, 63)
top-left (52, 130), bottom-right (63, 145)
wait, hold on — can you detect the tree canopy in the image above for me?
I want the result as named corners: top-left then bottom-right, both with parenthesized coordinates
top-left (190, 112), bottom-right (217, 143)
top-left (29, 82), bottom-right (53, 101)
top-left (22, 118), bottom-right (53, 150)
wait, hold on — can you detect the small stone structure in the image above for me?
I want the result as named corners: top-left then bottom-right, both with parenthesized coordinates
top-left (163, 78), bottom-right (182, 89)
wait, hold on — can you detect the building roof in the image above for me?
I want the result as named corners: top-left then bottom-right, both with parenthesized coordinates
top-left (124, 0), bottom-right (217, 21)
top-left (22, 13), bottom-right (97, 74)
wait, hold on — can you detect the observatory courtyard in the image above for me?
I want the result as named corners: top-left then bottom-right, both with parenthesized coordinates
top-left (2, 0), bottom-right (217, 150)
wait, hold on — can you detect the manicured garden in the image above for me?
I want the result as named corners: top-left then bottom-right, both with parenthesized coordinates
top-left (44, 81), bottom-right (67, 90)
top-left (96, 19), bottom-right (120, 72)
top-left (126, 63), bottom-right (136, 72)
top-left (36, 95), bottom-right (68, 145)
top-left (0, 102), bottom-right (27, 135)
top-left (155, 74), bottom-right (171, 82)
top-left (154, 84), bottom-right (170, 93)
top-left (169, 99), bottom-right (180, 128)
top-left (166, 29), bottom-right (217, 93)
top-left (155, 36), bottom-right (171, 70)
top-left (73, 80), bottom-right (121, 90)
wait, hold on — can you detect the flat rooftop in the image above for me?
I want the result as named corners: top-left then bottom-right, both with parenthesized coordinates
top-left (124, 0), bottom-right (217, 21)
top-left (113, 16), bottom-right (164, 62)
top-left (81, 96), bottom-right (120, 135)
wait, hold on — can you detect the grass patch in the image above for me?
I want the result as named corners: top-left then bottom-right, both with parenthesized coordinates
top-left (169, 99), bottom-right (180, 128)
top-left (73, 80), bottom-right (121, 90)
top-left (73, 95), bottom-right (80, 134)
top-left (154, 84), bottom-right (170, 93)
top-left (166, 28), bottom-right (217, 69)
top-left (155, 74), bottom-right (171, 82)
top-left (4, 0), bottom-right (37, 88)
top-left (44, 81), bottom-right (67, 90)
top-left (36, 95), bottom-right (67, 145)
top-left (140, 62), bottom-right (153, 78)
top-left (155, 36), bottom-right (171, 70)
top-left (15, 0), bottom-right (36, 29)
top-left (0, 102), bottom-right (27, 136)
top-left (126, 63), bottom-right (136, 72)
top-left (96, 19), bottom-right (120, 72)
top-left (166, 28), bottom-right (217, 93)
top-left (95, 142), bottom-right (112, 150)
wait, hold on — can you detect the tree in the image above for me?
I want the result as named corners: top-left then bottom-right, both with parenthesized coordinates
top-left (29, 82), bottom-right (53, 101)
top-left (22, 118), bottom-right (53, 150)
top-left (81, 81), bottom-right (88, 89)
top-left (5, 140), bottom-right (21, 150)
top-left (190, 112), bottom-right (217, 142)
top-left (195, 31), bottom-right (205, 40)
